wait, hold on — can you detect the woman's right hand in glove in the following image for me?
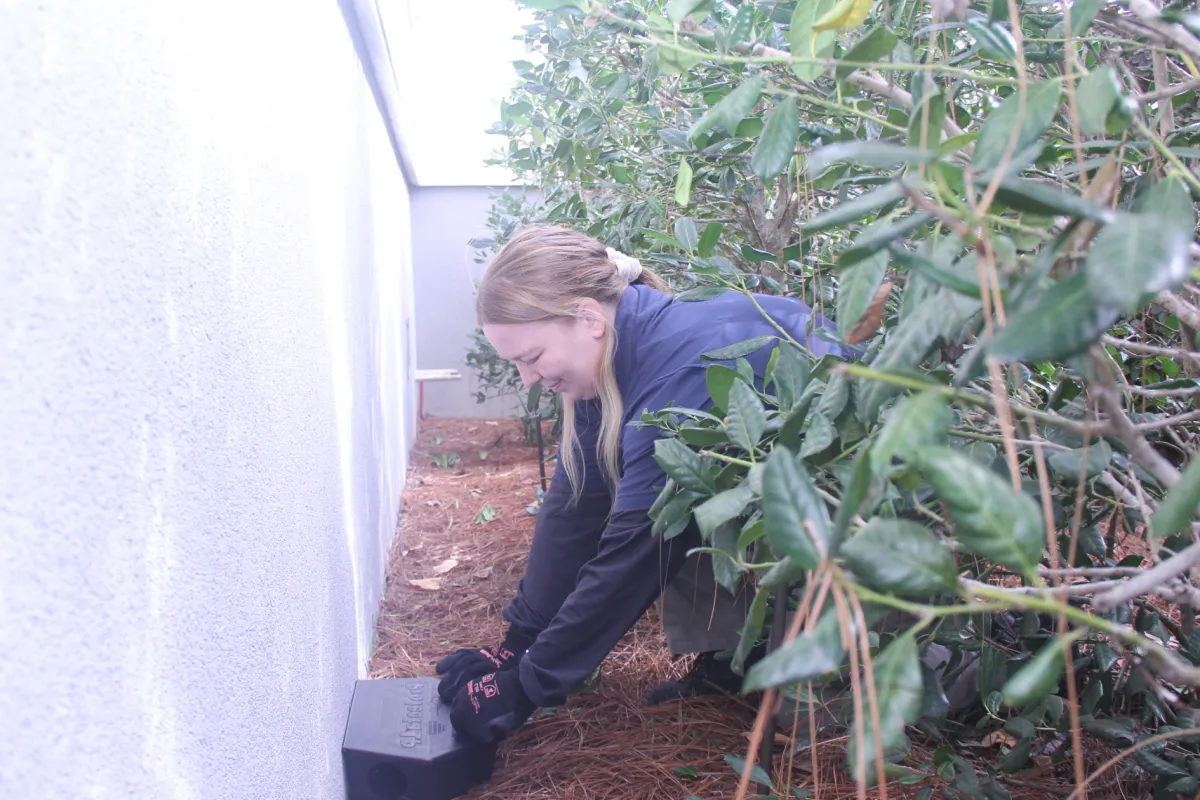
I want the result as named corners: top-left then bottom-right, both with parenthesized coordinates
top-left (435, 626), bottom-right (534, 702)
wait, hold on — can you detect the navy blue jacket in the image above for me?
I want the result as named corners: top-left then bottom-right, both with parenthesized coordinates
top-left (505, 283), bottom-right (847, 707)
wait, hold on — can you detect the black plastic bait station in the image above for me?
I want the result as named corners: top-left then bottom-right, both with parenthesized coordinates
top-left (342, 677), bottom-right (498, 800)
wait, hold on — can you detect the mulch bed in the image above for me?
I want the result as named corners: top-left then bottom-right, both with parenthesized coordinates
top-left (367, 416), bottom-right (1135, 800)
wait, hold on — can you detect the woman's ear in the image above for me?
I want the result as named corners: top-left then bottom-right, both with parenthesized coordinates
top-left (576, 298), bottom-right (608, 339)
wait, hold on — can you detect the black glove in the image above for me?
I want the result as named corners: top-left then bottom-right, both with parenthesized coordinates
top-left (435, 627), bottom-right (534, 702)
top-left (449, 669), bottom-right (537, 744)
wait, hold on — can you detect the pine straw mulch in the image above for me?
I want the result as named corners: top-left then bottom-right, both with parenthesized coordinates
top-left (367, 417), bottom-right (1140, 800)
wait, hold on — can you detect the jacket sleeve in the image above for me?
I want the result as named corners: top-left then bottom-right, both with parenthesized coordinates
top-left (500, 400), bottom-right (614, 641)
top-left (516, 388), bottom-right (702, 708)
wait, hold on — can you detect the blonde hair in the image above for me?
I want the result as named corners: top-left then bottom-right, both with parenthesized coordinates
top-left (476, 224), bottom-right (670, 496)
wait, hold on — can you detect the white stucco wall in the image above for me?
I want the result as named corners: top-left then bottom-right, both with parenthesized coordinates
top-left (0, 2), bottom-right (415, 799)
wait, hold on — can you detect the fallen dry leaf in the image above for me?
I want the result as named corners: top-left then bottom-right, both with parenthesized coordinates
top-left (845, 280), bottom-right (895, 344)
top-left (982, 730), bottom-right (1017, 749)
top-left (408, 577), bottom-right (442, 591)
top-left (432, 558), bottom-right (458, 575)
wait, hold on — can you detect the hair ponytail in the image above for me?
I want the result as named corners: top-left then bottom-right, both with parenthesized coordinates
top-left (476, 224), bottom-right (669, 498)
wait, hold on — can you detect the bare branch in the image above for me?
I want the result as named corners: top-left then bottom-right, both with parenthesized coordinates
top-left (1093, 541), bottom-right (1200, 611)
top-left (1156, 291), bottom-right (1200, 332)
top-left (1128, 0), bottom-right (1200, 64)
top-left (1092, 367), bottom-right (1182, 489)
top-left (1099, 471), bottom-right (1156, 522)
top-left (1102, 334), bottom-right (1200, 372)
top-left (1138, 77), bottom-right (1200, 106)
top-left (676, 19), bottom-right (968, 141)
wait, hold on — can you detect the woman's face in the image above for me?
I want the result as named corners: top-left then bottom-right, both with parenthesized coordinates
top-left (483, 305), bottom-right (607, 401)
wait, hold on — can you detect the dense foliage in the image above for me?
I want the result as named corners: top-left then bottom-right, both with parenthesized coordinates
top-left (474, 0), bottom-right (1200, 795)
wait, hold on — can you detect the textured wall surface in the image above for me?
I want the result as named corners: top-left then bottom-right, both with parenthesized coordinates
top-left (0, 2), bottom-right (415, 799)
top-left (411, 185), bottom-right (525, 419)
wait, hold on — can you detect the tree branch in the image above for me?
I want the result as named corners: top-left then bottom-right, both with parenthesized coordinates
top-left (1156, 291), bottom-right (1200, 332)
top-left (1092, 364), bottom-right (1182, 489)
top-left (677, 19), bottom-right (967, 140)
top-left (1128, 0), bottom-right (1200, 64)
top-left (1092, 541), bottom-right (1200, 611)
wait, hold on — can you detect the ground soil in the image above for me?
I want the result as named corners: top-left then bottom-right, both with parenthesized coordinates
top-left (367, 416), bottom-right (1136, 800)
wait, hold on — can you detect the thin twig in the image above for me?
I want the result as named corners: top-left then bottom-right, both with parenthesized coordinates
top-left (1092, 541), bottom-right (1200, 611)
top-left (1091, 366), bottom-right (1182, 489)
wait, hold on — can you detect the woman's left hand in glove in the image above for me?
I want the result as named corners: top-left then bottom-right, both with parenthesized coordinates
top-left (449, 669), bottom-right (537, 744)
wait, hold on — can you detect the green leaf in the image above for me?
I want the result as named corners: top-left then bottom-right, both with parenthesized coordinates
top-left (725, 380), bottom-right (766, 451)
top-left (1084, 212), bottom-right (1191, 314)
top-left (1077, 66), bottom-right (1121, 136)
top-left (733, 586), bottom-right (769, 674)
top-left (729, 4), bottom-right (755, 44)
top-left (657, 41), bottom-right (705, 75)
top-left (847, 634), bottom-right (924, 784)
top-left (836, 26), bottom-right (899, 79)
top-left (676, 285), bottom-right (729, 302)
top-left (907, 91), bottom-right (946, 147)
top-left (830, 450), bottom-right (873, 552)
top-left (993, 177), bottom-right (1116, 223)
top-left (888, 244), bottom-right (982, 299)
top-left (968, 19), bottom-right (1017, 63)
top-left (711, 520), bottom-right (742, 592)
top-left (799, 412), bottom-right (836, 458)
top-left (743, 608), bottom-right (846, 691)
top-left (694, 484), bottom-right (755, 537)
top-left (667, 0), bottom-right (711, 23)
top-left (1047, 441), bottom-right (1113, 483)
top-left (675, 159), bottom-right (694, 208)
top-left (972, 78), bottom-right (1062, 172)
top-left (839, 213), bottom-right (932, 268)
top-left (698, 221), bottom-right (722, 257)
top-left (807, 142), bottom-right (933, 175)
top-left (701, 335), bottom-right (775, 361)
top-left (988, 273), bottom-right (1120, 363)
top-left (916, 446), bottom-right (1045, 575)
top-left (752, 98), bottom-right (799, 181)
top-left (738, 515), bottom-right (766, 549)
top-left (1137, 173), bottom-right (1196, 233)
top-left (706, 363), bottom-right (741, 411)
top-left (1083, 718), bottom-right (1136, 746)
top-left (1151, 455), bottom-right (1200, 540)
top-left (654, 437), bottom-right (716, 495)
top-left (840, 519), bottom-right (958, 595)
top-left (674, 216), bottom-right (699, 253)
top-left (804, 182), bottom-right (906, 234)
top-left (1003, 638), bottom-right (1068, 708)
top-left (1070, 0), bottom-right (1101, 36)
top-left (871, 388), bottom-right (951, 471)
top-left (724, 754), bottom-right (774, 789)
top-left (774, 345), bottom-right (812, 413)
top-left (689, 75), bottom-right (765, 139)
top-left (837, 250), bottom-right (888, 332)
top-left (653, 488), bottom-right (702, 540)
top-left (815, 370), bottom-right (850, 420)
top-left (604, 71), bottom-right (631, 101)
top-left (741, 244), bottom-right (777, 262)
top-left (859, 289), bottom-right (982, 421)
top-left (789, 0), bottom-right (838, 82)
top-left (763, 446), bottom-right (830, 569)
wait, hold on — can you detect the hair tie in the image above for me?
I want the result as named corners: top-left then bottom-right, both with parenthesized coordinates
top-left (606, 247), bottom-right (643, 283)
